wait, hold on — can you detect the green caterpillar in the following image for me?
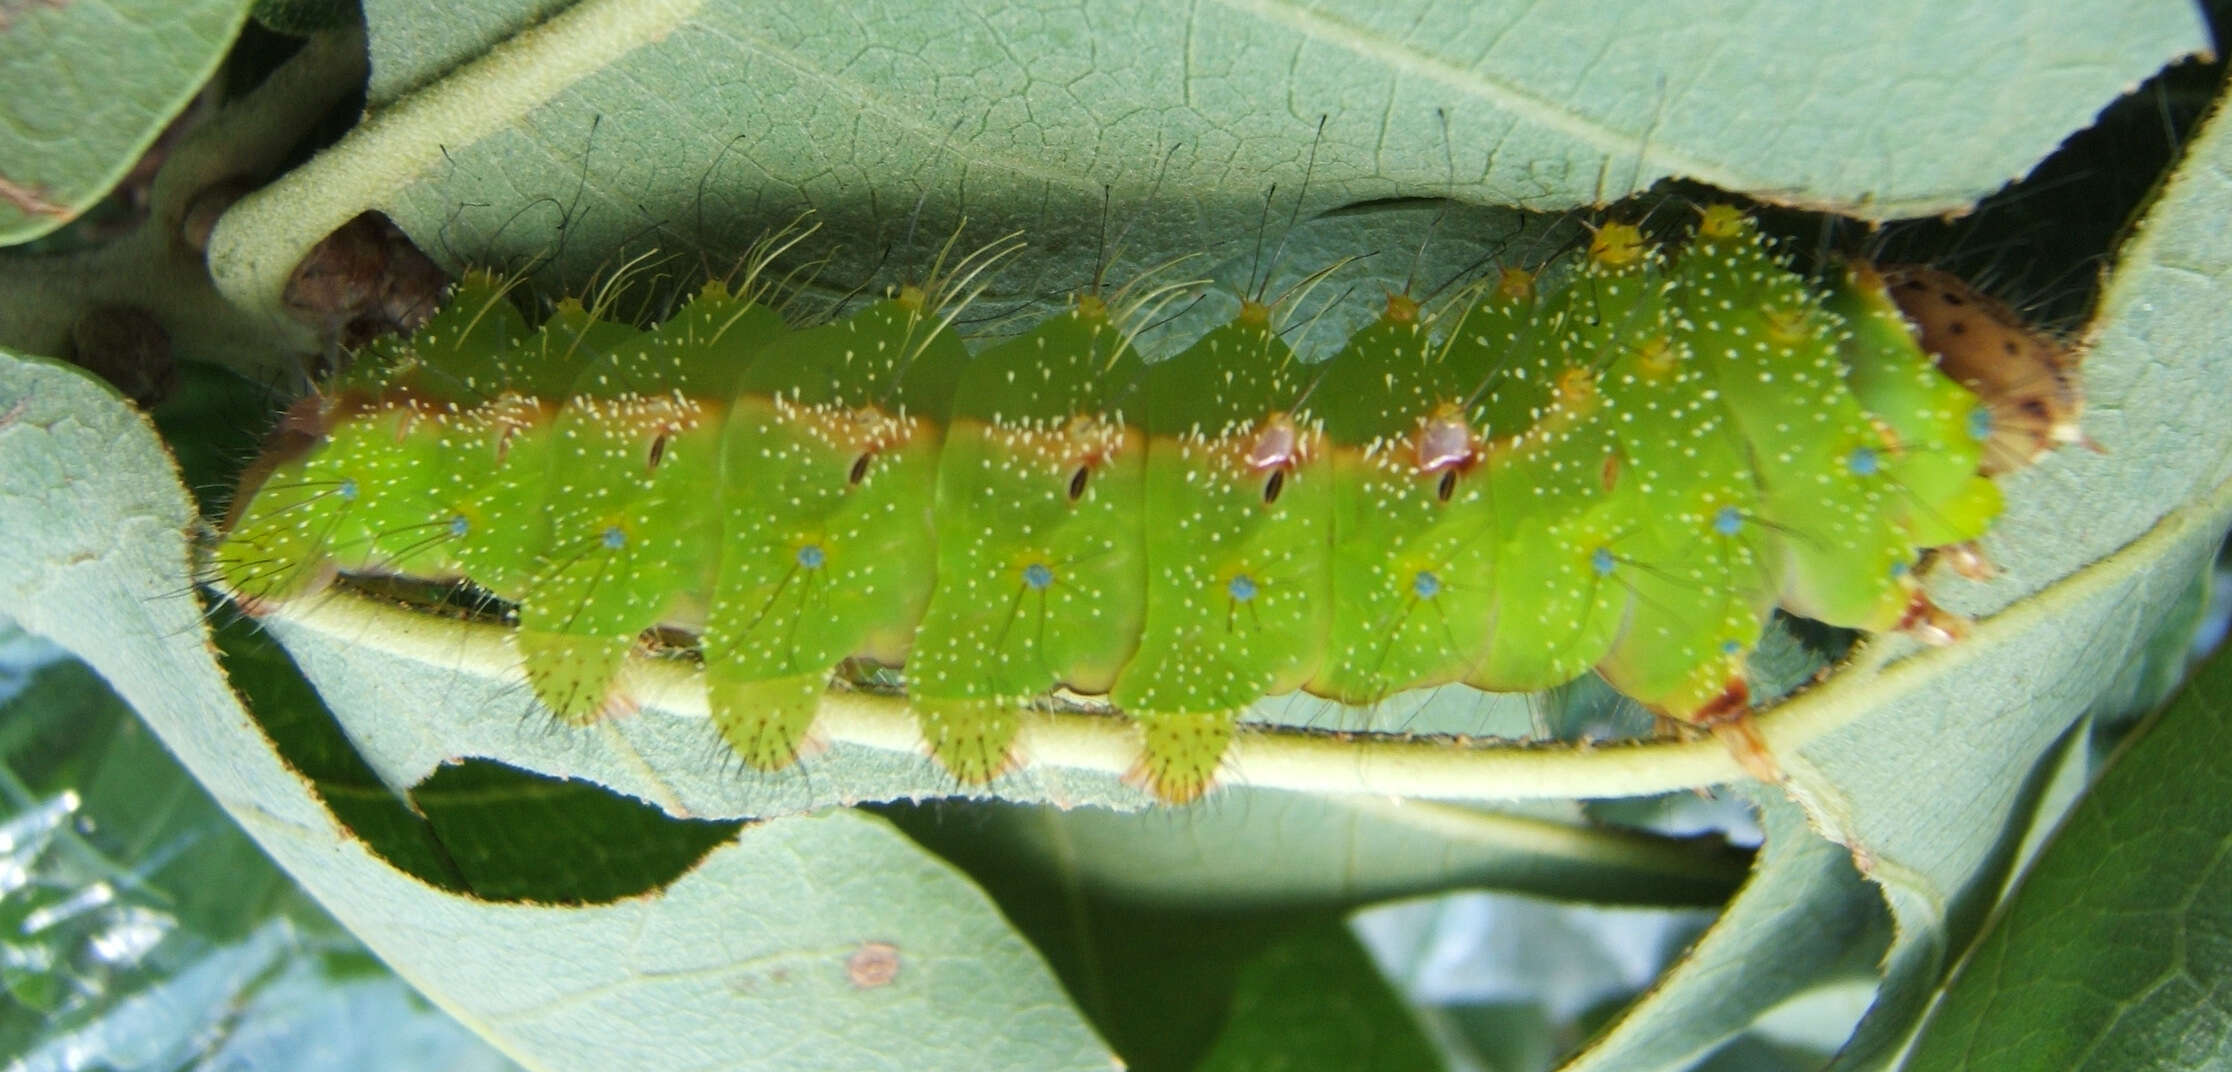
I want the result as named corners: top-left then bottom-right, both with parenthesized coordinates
top-left (213, 205), bottom-right (2075, 802)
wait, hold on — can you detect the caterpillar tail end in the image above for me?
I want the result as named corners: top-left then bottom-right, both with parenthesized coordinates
top-left (1132, 710), bottom-right (1239, 805)
top-left (212, 551), bottom-right (337, 619)
top-left (209, 505), bottom-right (344, 616)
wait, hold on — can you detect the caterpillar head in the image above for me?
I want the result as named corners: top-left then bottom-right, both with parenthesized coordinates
top-left (1881, 266), bottom-right (2085, 474)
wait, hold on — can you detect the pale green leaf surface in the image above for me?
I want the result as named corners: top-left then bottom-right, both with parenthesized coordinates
top-left (0, 353), bottom-right (1118, 1071)
top-left (209, 0), bottom-right (2208, 319)
top-left (0, 0), bottom-right (255, 243)
top-left (1557, 791), bottom-right (1890, 1071)
top-left (1902, 635), bottom-right (2232, 1071)
top-left (364, 0), bottom-right (573, 105)
top-left (372, 0), bottom-right (2204, 232)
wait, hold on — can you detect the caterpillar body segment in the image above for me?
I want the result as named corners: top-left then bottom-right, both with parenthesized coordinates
top-left (1115, 304), bottom-right (1333, 801)
top-left (213, 208), bottom-right (2072, 801)
top-left (909, 297), bottom-right (1152, 784)
top-left (1681, 211), bottom-right (1923, 635)
top-left (505, 301), bottom-right (730, 722)
top-left (1438, 273), bottom-right (1630, 696)
top-left (1823, 263), bottom-right (2002, 552)
top-left (1563, 223), bottom-right (1775, 722)
top-left (703, 289), bottom-right (967, 770)
top-left (1303, 295), bottom-right (1494, 708)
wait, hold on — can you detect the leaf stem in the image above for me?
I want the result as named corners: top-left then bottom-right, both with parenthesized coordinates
top-left (206, 0), bottom-right (708, 325)
top-left (232, 463), bottom-right (2232, 816)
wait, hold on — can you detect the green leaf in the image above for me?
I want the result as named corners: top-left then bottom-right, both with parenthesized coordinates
top-left (0, 352), bottom-right (1119, 1070)
top-left (206, 0), bottom-right (2208, 320)
top-left (1195, 919), bottom-right (1445, 1072)
top-left (1901, 635), bottom-right (2232, 1071)
top-left (407, 759), bottom-right (745, 903)
top-left (0, 0), bottom-right (256, 243)
top-left (216, 617), bottom-right (747, 902)
top-left (212, 615), bottom-right (475, 893)
top-left (1557, 790), bottom-right (1891, 1069)
top-left (888, 804), bottom-right (1333, 1070)
top-left (886, 790), bottom-right (1744, 1067)
top-left (0, 29), bottom-right (369, 386)
top-left (1810, 59), bottom-right (2232, 1069)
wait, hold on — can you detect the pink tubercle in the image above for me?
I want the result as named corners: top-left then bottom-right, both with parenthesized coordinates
top-left (1245, 413), bottom-right (1302, 472)
top-left (1412, 406), bottom-right (1478, 475)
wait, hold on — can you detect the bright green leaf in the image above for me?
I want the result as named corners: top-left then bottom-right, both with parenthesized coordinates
top-left (1196, 919), bottom-right (1446, 1072)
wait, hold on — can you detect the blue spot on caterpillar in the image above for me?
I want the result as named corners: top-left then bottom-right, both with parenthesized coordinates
top-left (211, 205), bottom-right (2082, 802)
top-left (1412, 571), bottom-right (1442, 600)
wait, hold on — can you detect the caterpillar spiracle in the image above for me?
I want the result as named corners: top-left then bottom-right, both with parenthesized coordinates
top-left (211, 205), bottom-right (2083, 802)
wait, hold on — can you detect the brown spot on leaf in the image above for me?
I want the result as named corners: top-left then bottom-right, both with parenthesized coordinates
top-left (0, 173), bottom-right (68, 219)
top-left (0, 0), bottom-right (71, 31)
top-left (846, 941), bottom-right (900, 988)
